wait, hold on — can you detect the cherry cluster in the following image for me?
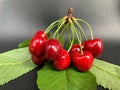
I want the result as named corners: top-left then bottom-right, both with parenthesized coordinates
top-left (69, 39), bottom-right (103, 72)
top-left (29, 8), bottom-right (103, 72)
top-left (29, 30), bottom-right (103, 72)
top-left (29, 30), bottom-right (70, 70)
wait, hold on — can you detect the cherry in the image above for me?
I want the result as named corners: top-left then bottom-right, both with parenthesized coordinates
top-left (72, 51), bottom-right (94, 72)
top-left (31, 55), bottom-right (46, 65)
top-left (45, 39), bottom-right (62, 61)
top-left (29, 30), bottom-right (47, 56)
top-left (69, 44), bottom-right (84, 56)
top-left (83, 38), bottom-right (103, 58)
top-left (53, 49), bottom-right (71, 70)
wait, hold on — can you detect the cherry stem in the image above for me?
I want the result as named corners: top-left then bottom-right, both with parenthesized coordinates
top-left (72, 18), bottom-right (88, 40)
top-left (68, 26), bottom-right (72, 43)
top-left (67, 18), bottom-right (74, 52)
top-left (53, 20), bottom-right (65, 38)
top-left (58, 24), bottom-right (68, 46)
top-left (57, 17), bottom-right (66, 27)
top-left (71, 22), bottom-right (83, 55)
top-left (75, 18), bottom-right (94, 40)
top-left (67, 8), bottom-right (73, 17)
top-left (58, 24), bottom-right (67, 39)
top-left (76, 29), bottom-right (82, 42)
top-left (45, 20), bottom-right (60, 34)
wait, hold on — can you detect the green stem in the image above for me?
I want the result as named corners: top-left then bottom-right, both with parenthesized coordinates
top-left (67, 24), bottom-right (72, 43)
top-left (53, 20), bottom-right (66, 38)
top-left (73, 18), bottom-right (88, 40)
top-left (67, 22), bottom-right (75, 52)
top-left (74, 30), bottom-right (82, 44)
top-left (59, 24), bottom-right (67, 40)
top-left (71, 23), bottom-right (83, 55)
top-left (57, 18), bottom-right (66, 27)
top-left (75, 29), bottom-right (82, 42)
top-left (45, 19), bottom-right (60, 34)
top-left (58, 24), bottom-right (68, 46)
top-left (75, 18), bottom-right (94, 40)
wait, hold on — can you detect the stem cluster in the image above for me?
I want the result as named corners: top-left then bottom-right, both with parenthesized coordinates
top-left (44, 8), bottom-right (94, 55)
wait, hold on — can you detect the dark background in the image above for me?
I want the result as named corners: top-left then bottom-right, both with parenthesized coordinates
top-left (0, 0), bottom-right (120, 90)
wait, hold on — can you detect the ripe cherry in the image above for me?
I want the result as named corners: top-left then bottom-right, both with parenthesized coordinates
top-left (83, 38), bottom-right (103, 58)
top-left (72, 51), bottom-right (94, 72)
top-left (69, 44), bottom-right (84, 56)
top-left (45, 39), bottom-right (62, 61)
top-left (53, 49), bottom-right (71, 70)
top-left (29, 30), bottom-right (47, 56)
top-left (31, 55), bottom-right (46, 65)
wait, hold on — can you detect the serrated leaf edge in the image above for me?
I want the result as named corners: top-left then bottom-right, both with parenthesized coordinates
top-left (93, 63), bottom-right (120, 78)
top-left (0, 59), bottom-right (37, 85)
top-left (90, 61), bottom-right (120, 90)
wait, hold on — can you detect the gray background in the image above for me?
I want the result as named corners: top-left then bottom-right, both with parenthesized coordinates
top-left (0, 0), bottom-right (120, 90)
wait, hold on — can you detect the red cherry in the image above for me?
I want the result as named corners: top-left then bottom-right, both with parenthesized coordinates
top-left (83, 38), bottom-right (103, 58)
top-left (53, 49), bottom-right (71, 70)
top-left (72, 51), bottom-right (94, 72)
top-left (32, 55), bottom-right (46, 65)
top-left (45, 39), bottom-right (62, 61)
top-left (29, 30), bottom-right (47, 56)
top-left (69, 44), bottom-right (80, 56)
top-left (34, 30), bottom-right (47, 38)
top-left (69, 44), bottom-right (84, 56)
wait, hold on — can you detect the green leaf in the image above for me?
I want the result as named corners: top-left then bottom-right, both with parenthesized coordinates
top-left (37, 63), bottom-right (97, 90)
top-left (18, 39), bottom-right (30, 48)
top-left (0, 47), bottom-right (37, 85)
top-left (90, 59), bottom-right (120, 90)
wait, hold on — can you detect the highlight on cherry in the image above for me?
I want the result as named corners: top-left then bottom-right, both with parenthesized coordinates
top-left (29, 8), bottom-right (103, 72)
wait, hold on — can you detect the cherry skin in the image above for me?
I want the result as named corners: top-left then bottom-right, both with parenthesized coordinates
top-left (69, 44), bottom-right (84, 56)
top-left (31, 55), bottom-right (46, 65)
top-left (45, 39), bottom-right (62, 61)
top-left (29, 30), bottom-right (47, 56)
top-left (72, 51), bottom-right (94, 72)
top-left (33, 30), bottom-right (47, 39)
top-left (53, 49), bottom-right (71, 70)
top-left (83, 38), bottom-right (103, 58)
